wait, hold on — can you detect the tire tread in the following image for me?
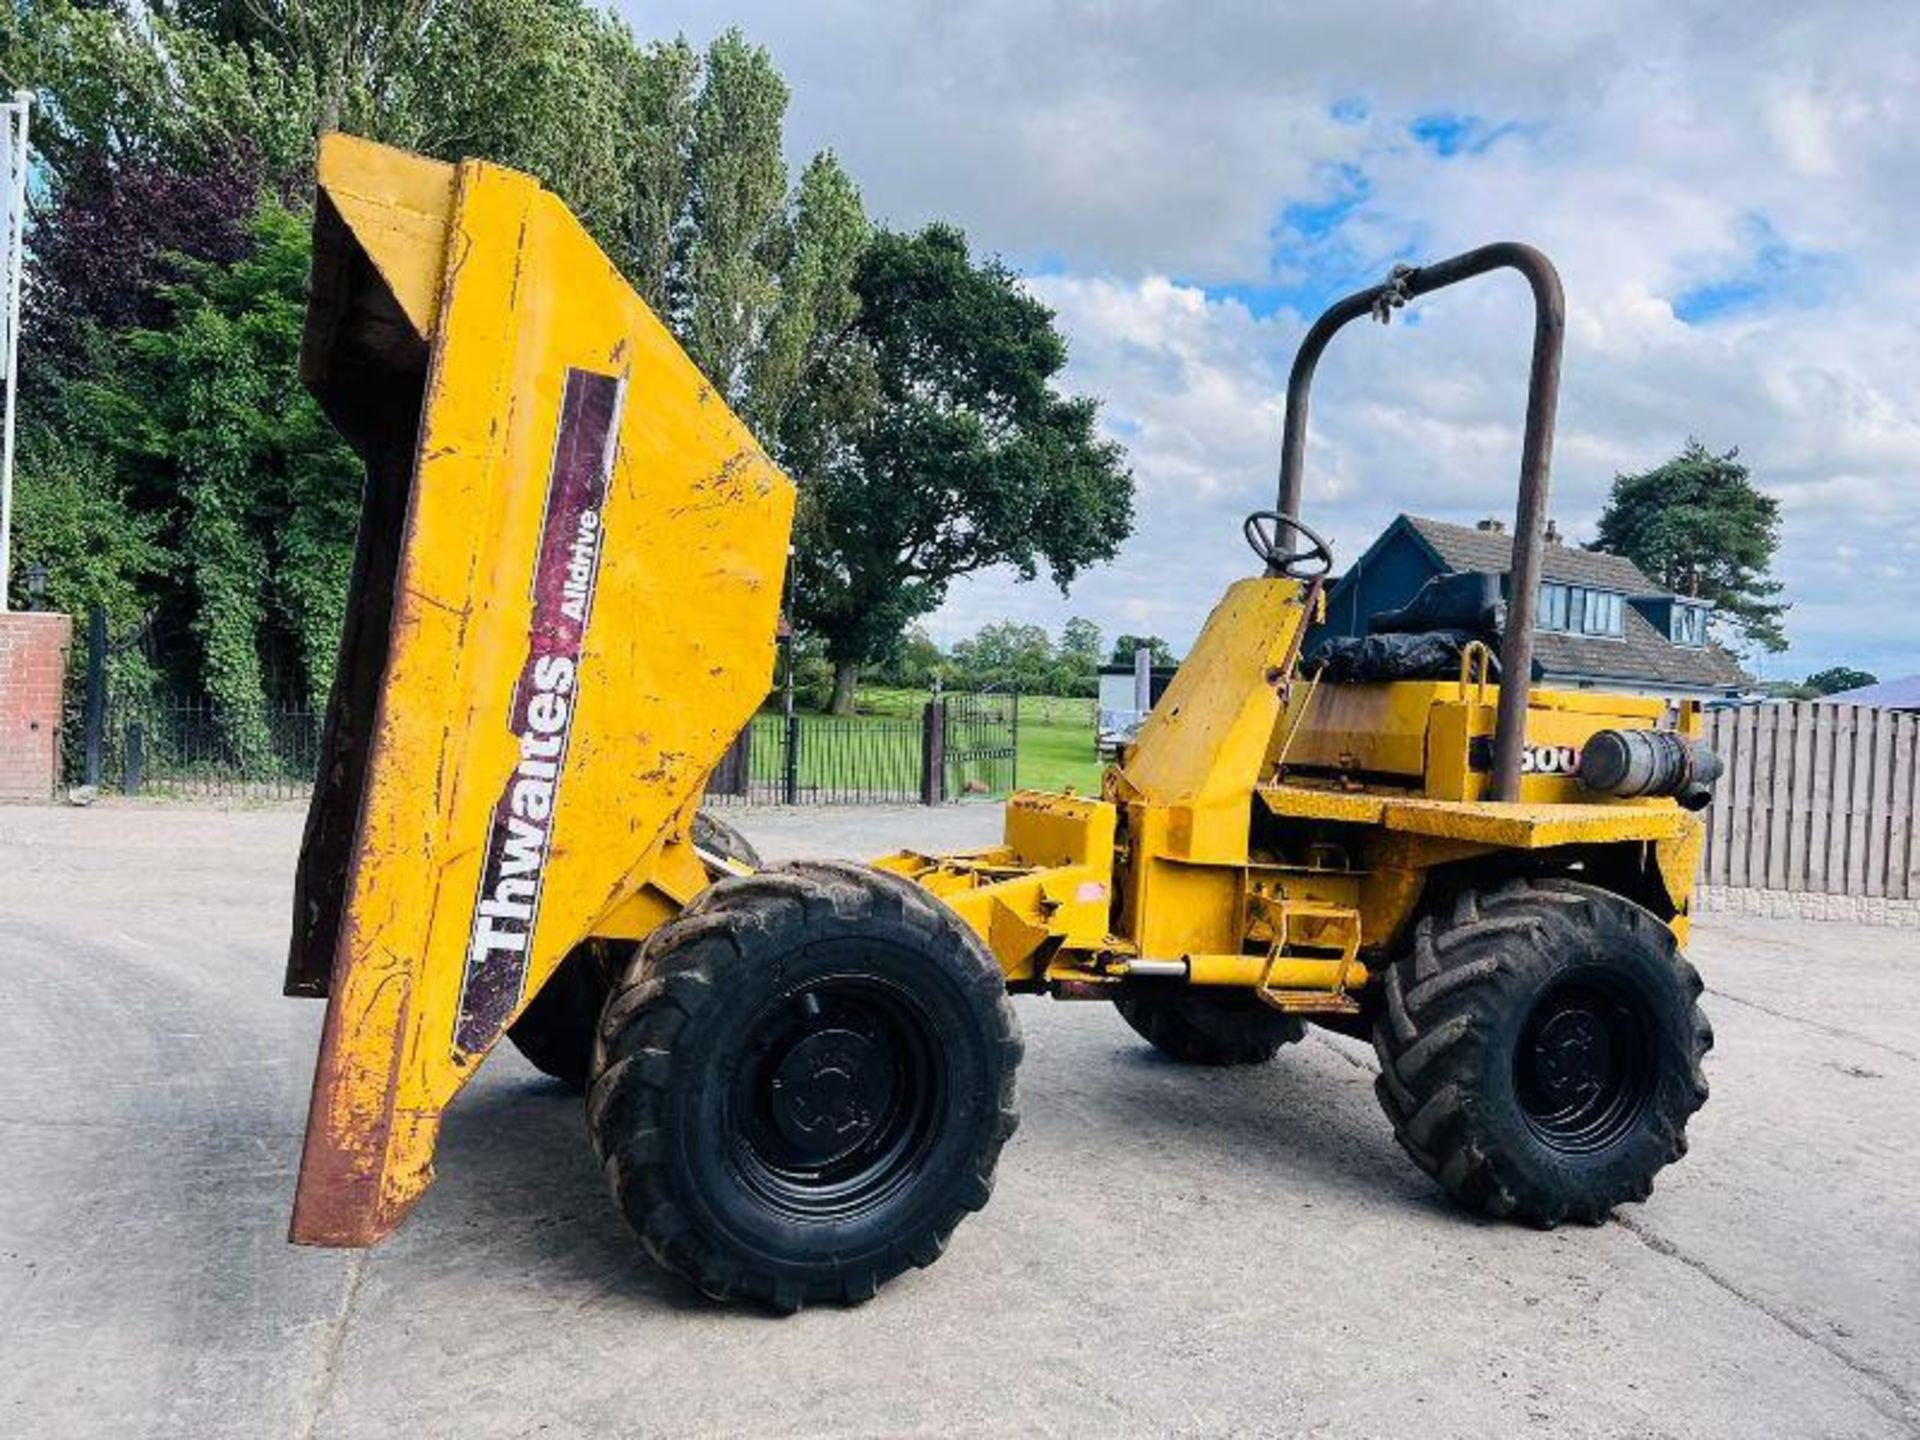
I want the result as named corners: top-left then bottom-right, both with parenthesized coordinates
top-left (1372, 877), bottom-right (1712, 1225)
top-left (588, 861), bottom-right (1021, 1312)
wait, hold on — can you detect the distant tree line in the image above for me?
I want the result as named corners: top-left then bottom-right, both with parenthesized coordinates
top-left (2, 0), bottom-right (1132, 751)
top-left (1763, 666), bottom-right (1878, 701)
top-left (780, 616), bottom-right (1181, 708)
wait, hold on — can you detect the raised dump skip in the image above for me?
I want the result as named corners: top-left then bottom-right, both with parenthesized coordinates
top-left (285, 135), bottom-right (794, 1246)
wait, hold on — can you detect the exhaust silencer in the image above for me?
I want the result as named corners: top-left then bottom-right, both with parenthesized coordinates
top-left (1577, 728), bottom-right (1722, 811)
top-left (286, 136), bottom-right (793, 1246)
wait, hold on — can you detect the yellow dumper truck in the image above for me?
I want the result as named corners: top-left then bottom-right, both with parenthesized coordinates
top-left (288, 136), bottom-right (1719, 1310)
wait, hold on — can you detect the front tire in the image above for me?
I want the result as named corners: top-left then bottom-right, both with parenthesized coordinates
top-left (1372, 878), bottom-right (1711, 1226)
top-left (589, 861), bottom-right (1022, 1311)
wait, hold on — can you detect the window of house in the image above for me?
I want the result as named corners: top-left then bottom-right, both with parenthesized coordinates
top-left (1592, 591), bottom-right (1623, 636)
top-left (1542, 582), bottom-right (1571, 630)
top-left (1671, 603), bottom-right (1709, 647)
top-left (1538, 582), bottom-right (1623, 637)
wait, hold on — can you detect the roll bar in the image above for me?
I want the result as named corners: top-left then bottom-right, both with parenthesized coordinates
top-left (1275, 242), bottom-right (1565, 803)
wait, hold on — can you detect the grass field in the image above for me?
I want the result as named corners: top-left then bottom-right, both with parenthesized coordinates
top-left (856, 689), bottom-right (1102, 794)
top-left (741, 690), bottom-right (1101, 799)
top-left (1011, 697), bottom-right (1103, 793)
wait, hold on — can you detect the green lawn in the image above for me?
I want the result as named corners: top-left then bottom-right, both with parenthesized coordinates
top-left (741, 690), bottom-right (1102, 799)
top-left (1012, 699), bottom-right (1102, 794)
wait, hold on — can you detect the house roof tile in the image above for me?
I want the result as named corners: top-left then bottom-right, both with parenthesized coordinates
top-left (1393, 515), bottom-right (1748, 691)
top-left (1531, 607), bottom-right (1749, 689)
top-left (1405, 515), bottom-right (1659, 592)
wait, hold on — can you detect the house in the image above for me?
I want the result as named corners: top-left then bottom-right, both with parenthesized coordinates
top-left (1313, 514), bottom-right (1748, 700)
top-left (1821, 675), bottom-right (1920, 711)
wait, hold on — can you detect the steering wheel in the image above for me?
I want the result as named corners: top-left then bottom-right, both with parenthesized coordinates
top-left (1243, 510), bottom-right (1335, 578)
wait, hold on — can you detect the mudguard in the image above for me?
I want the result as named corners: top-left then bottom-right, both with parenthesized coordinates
top-left (285, 135), bottom-right (793, 1245)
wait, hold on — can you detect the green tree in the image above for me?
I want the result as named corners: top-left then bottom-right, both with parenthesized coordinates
top-left (8, 2), bottom-right (875, 733)
top-left (747, 150), bottom-right (868, 440)
top-left (75, 202), bottom-right (362, 752)
top-left (1591, 441), bottom-right (1788, 653)
top-left (682, 28), bottom-right (790, 406)
top-left (789, 224), bottom-right (1134, 712)
top-left (1058, 616), bottom-right (1104, 674)
top-left (1110, 634), bottom-right (1178, 668)
top-left (876, 626), bottom-right (946, 689)
top-left (611, 35), bottom-right (700, 315)
top-left (5, 1), bottom-right (319, 189)
top-left (383, 0), bottom-right (639, 244)
top-left (949, 622), bottom-right (1055, 691)
top-left (5, 430), bottom-right (167, 626)
top-left (1803, 666), bottom-right (1877, 696)
top-left (8, 5), bottom-right (813, 335)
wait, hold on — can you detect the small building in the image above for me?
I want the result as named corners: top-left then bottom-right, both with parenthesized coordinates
top-left (1315, 514), bottom-right (1747, 700)
top-left (1096, 663), bottom-right (1177, 753)
top-left (1820, 675), bottom-right (1920, 711)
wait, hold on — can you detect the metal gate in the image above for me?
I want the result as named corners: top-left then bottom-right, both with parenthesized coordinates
top-left (65, 606), bottom-right (320, 800)
top-left (706, 691), bottom-right (1018, 807)
top-left (940, 691), bottom-right (1017, 801)
top-left (65, 601), bottom-right (1022, 809)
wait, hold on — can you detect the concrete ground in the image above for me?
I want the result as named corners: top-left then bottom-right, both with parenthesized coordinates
top-left (1, 801), bottom-right (1916, 1440)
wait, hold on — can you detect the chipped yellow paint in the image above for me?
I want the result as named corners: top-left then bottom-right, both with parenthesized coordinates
top-left (291, 136), bottom-right (793, 1247)
top-left (1183, 953), bottom-right (1371, 994)
top-left (1655, 819), bottom-right (1707, 946)
top-left (293, 140), bottom-right (1718, 1258)
top-left (1273, 675), bottom-right (1673, 802)
top-left (1112, 578), bottom-right (1311, 961)
top-left (873, 791), bottom-right (1118, 983)
top-left (1259, 785), bottom-right (1692, 849)
top-left (313, 136), bottom-right (456, 340)
top-left (1116, 576), bottom-right (1309, 863)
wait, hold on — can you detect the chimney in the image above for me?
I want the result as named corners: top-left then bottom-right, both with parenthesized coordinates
top-left (1476, 517), bottom-right (1505, 534)
top-left (1544, 518), bottom-right (1562, 546)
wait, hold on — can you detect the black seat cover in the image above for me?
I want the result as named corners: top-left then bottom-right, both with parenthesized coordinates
top-left (1312, 571), bottom-right (1542, 683)
top-left (1368, 570), bottom-right (1506, 637)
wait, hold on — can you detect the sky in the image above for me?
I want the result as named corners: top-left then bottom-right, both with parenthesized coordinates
top-left (618, 0), bottom-right (1920, 681)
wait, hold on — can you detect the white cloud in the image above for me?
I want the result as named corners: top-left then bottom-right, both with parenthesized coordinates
top-left (619, 0), bottom-right (1920, 678)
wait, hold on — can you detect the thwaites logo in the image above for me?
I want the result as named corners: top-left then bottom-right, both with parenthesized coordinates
top-left (453, 368), bottom-right (624, 1054)
top-left (1521, 743), bottom-right (1582, 775)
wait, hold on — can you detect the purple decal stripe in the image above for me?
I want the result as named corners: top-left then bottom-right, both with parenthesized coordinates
top-left (454, 368), bottom-right (622, 1053)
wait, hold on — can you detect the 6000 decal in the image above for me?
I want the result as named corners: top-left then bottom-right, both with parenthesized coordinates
top-left (1520, 743), bottom-right (1582, 775)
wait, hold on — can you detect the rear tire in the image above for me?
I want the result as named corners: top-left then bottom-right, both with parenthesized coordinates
top-left (589, 861), bottom-right (1022, 1311)
top-left (506, 811), bottom-right (763, 1090)
top-left (1114, 992), bottom-right (1306, 1066)
top-left (1371, 878), bottom-right (1711, 1226)
top-left (504, 942), bottom-right (616, 1092)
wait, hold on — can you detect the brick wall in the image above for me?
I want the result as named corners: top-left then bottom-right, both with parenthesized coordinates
top-left (1696, 884), bottom-right (1920, 929)
top-left (0, 612), bottom-right (73, 802)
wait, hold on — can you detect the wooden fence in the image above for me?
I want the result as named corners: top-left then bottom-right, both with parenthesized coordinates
top-left (1700, 703), bottom-right (1920, 899)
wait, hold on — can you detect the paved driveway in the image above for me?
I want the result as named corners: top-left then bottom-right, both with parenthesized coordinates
top-left (2, 802), bottom-right (1915, 1438)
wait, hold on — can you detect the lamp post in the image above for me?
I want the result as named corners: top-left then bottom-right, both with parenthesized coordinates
top-left (0, 90), bottom-right (32, 613)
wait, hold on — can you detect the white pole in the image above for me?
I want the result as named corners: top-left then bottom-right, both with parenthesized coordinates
top-left (0, 91), bottom-right (31, 613)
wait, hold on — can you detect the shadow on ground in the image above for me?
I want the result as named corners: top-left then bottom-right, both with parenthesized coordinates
top-left (415, 1011), bottom-right (1459, 1319)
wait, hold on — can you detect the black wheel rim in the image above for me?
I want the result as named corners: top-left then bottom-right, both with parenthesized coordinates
top-left (728, 970), bottom-right (944, 1222)
top-left (1513, 969), bottom-right (1656, 1154)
